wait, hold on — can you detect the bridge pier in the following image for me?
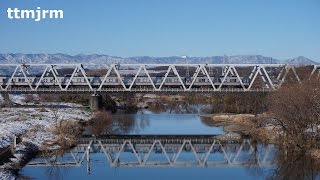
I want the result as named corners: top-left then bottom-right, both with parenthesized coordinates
top-left (90, 94), bottom-right (102, 111)
top-left (0, 92), bottom-right (12, 106)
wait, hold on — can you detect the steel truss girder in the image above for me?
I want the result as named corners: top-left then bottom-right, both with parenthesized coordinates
top-left (310, 65), bottom-right (320, 79)
top-left (0, 64), bottom-right (93, 92)
top-left (278, 65), bottom-right (302, 86)
top-left (0, 63), bottom-right (316, 93)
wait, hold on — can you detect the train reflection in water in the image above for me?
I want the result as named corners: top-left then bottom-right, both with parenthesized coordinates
top-left (27, 135), bottom-right (275, 169)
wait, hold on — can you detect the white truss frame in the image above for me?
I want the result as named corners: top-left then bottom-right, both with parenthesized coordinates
top-left (0, 63), bottom-right (316, 93)
top-left (0, 64), bottom-right (93, 92)
top-left (278, 65), bottom-right (302, 86)
top-left (310, 65), bottom-right (320, 79)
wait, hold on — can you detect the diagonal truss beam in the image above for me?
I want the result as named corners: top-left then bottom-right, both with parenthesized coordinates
top-left (1, 63), bottom-right (317, 93)
top-left (310, 65), bottom-right (320, 80)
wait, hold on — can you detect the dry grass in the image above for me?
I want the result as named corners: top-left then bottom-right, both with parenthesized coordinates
top-left (41, 120), bottom-right (82, 156)
top-left (203, 113), bottom-right (279, 143)
top-left (24, 94), bottom-right (36, 103)
top-left (311, 149), bottom-right (320, 160)
top-left (208, 114), bottom-right (255, 123)
top-left (53, 120), bottom-right (81, 149)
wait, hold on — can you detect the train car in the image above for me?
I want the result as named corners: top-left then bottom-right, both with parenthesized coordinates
top-left (0, 75), bottom-right (251, 89)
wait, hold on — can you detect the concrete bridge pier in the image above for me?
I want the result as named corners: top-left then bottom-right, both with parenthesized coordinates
top-left (0, 92), bottom-right (12, 106)
top-left (90, 94), bottom-right (102, 111)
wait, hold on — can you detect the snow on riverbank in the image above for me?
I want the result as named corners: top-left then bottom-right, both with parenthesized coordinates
top-left (0, 107), bottom-right (91, 149)
top-left (7, 94), bottom-right (85, 107)
top-left (0, 171), bottom-right (15, 180)
top-left (0, 94), bottom-right (92, 179)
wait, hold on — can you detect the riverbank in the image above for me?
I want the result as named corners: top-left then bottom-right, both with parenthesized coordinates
top-left (0, 95), bottom-right (92, 179)
top-left (201, 113), bottom-right (278, 141)
top-left (202, 113), bottom-right (320, 162)
top-left (201, 114), bottom-right (255, 133)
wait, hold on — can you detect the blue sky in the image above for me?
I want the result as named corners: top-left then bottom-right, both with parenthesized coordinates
top-left (0, 0), bottom-right (319, 61)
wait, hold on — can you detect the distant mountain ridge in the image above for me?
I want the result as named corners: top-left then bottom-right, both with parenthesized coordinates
top-left (0, 53), bottom-right (318, 65)
top-left (285, 56), bottom-right (317, 65)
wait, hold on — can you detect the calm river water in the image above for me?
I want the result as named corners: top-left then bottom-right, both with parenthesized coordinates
top-left (18, 112), bottom-right (319, 180)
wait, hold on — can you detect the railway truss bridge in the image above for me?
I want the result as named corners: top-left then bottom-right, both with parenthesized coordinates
top-left (0, 63), bottom-right (319, 94)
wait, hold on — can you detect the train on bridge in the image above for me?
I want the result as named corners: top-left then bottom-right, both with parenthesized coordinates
top-left (0, 75), bottom-right (251, 88)
top-left (3, 63), bottom-right (314, 92)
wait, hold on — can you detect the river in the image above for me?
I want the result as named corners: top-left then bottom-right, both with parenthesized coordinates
top-left (18, 111), bottom-right (319, 180)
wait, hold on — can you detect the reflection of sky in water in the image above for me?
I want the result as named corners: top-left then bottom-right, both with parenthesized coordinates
top-left (20, 153), bottom-right (268, 180)
top-left (19, 110), bottom-right (319, 180)
top-left (113, 114), bottom-right (224, 135)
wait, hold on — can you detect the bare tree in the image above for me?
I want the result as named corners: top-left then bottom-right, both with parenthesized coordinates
top-left (267, 79), bottom-right (320, 151)
top-left (269, 148), bottom-right (320, 180)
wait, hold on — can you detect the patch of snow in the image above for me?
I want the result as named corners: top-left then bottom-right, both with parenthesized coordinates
top-left (0, 171), bottom-right (15, 180)
top-left (8, 94), bottom-right (25, 105)
top-left (143, 94), bottom-right (157, 99)
top-left (0, 103), bottom-right (92, 179)
top-left (0, 107), bottom-right (91, 149)
top-left (0, 94), bottom-right (4, 104)
top-left (7, 94), bottom-right (86, 108)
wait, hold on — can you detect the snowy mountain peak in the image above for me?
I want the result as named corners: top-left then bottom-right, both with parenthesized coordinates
top-left (0, 53), bottom-right (318, 65)
top-left (286, 56), bottom-right (318, 65)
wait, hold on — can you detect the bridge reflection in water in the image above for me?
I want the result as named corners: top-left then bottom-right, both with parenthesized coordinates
top-left (27, 135), bottom-right (275, 170)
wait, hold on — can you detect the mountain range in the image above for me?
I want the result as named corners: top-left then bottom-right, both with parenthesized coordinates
top-left (0, 53), bottom-right (318, 66)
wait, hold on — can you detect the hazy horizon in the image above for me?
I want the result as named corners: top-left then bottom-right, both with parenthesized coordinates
top-left (0, 52), bottom-right (319, 62)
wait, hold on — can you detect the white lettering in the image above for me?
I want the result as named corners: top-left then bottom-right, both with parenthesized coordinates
top-left (6, 7), bottom-right (64, 22)
top-left (13, 8), bottom-right (20, 19)
top-left (42, 10), bottom-right (49, 19)
top-left (20, 10), bottom-right (35, 19)
top-left (35, 7), bottom-right (41, 22)
top-left (7, 8), bottom-right (14, 19)
top-left (50, 10), bottom-right (64, 19)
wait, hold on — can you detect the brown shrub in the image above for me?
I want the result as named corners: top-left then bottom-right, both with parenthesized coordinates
top-left (89, 111), bottom-right (112, 135)
top-left (24, 94), bottom-right (35, 103)
top-left (53, 120), bottom-right (82, 150)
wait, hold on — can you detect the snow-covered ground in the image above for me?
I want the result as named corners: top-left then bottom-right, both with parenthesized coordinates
top-left (0, 107), bottom-right (91, 148)
top-left (0, 171), bottom-right (15, 180)
top-left (0, 94), bottom-right (92, 179)
top-left (6, 94), bottom-right (85, 107)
